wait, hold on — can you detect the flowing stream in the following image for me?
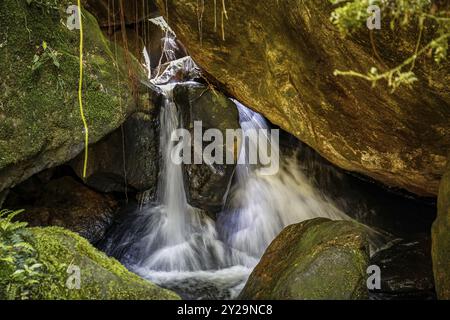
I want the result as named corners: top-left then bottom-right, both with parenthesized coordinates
top-left (99, 23), bottom-right (399, 299)
top-left (101, 69), bottom-right (351, 299)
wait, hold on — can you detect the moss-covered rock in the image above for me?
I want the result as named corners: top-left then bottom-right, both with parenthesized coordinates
top-left (28, 226), bottom-right (180, 300)
top-left (0, 0), bottom-right (144, 193)
top-left (156, 0), bottom-right (450, 197)
top-left (432, 161), bottom-right (450, 299)
top-left (239, 218), bottom-right (370, 300)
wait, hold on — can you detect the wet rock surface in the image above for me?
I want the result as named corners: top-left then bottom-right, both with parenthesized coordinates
top-left (432, 161), bottom-right (450, 299)
top-left (240, 218), bottom-right (370, 300)
top-left (7, 175), bottom-right (118, 244)
top-left (369, 238), bottom-right (435, 300)
top-left (174, 82), bottom-right (240, 214)
top-left (71, 111), bottom-right (160, 196)
top-left (156, 0), bottom-right (450, 197)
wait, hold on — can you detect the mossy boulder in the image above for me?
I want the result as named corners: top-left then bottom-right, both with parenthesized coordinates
top-left (28, 226), bottom-right (180, 300)
top-left (156, 0), bottom-right (450, 196)
top-left (0, 0), bottom-right (144, 193)
top-left (432, 161), bottom-right (450, 299)
top-left (239, 218), bottom-right (370, 300)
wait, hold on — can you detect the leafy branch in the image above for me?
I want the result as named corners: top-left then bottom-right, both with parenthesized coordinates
top-left (330, 0), bottom-right (450, 91)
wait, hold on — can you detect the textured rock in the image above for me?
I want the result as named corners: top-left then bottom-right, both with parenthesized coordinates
top-left (240, 218), bottom-right (370, 300)
top-left (85, 0), bottom-right (159, 27)
top-left (30, 226), bottom-right (180, 300)
top-left (71, 111), bottom-right (160, 195)
top-left (0, 0), bottom-right (144, 194)
top-left (174, 82), bottom-right (240, 213)
top-left (9, 176), bottom-right (118, 243)
top-left (156, 0), bottom-right (450, 196)
top-left (432, 161), bottom-right (450, 299)
top-left (370, 238), bottom-right (435, 299)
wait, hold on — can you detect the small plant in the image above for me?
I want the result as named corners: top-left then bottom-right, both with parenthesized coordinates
top-left (31, 41), bottom-right (61, 72)
top-left (330, 0), bottom-right (450, 91)
top-left (0, 209), bottom-right (65, 300)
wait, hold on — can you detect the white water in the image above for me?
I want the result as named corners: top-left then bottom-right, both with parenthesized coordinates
top-left (116, 78), bottom-right (349, 299)
top-left (218, 101), bottom-right (348, 261)
top-left (105, 27), bottom-right (349, 298)
top-left (133, 84), bottom-right (233, 272)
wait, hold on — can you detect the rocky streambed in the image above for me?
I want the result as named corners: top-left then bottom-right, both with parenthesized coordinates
top-left (0, 0), bottom-right (448, 300)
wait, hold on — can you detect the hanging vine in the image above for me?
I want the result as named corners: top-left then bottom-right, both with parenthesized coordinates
top-left (195, 0), bottom-right (228, 43)
top-left (76, 0), bottom-right (89, 179)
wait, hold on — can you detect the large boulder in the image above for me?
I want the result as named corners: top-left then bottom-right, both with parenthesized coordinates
top-left (239, 218), bottom-right (370, 300)
top-left (0, 0), bottom-right (144, 194)
top-left (0, 223), bottom-right (180, 300)
top-left (156, 0), bottom-right (450, 196)
top-left (174, 82), bottom-right (240, 214)
top-left (71, 111), bottom-right (160, 195)
top-left (8, 176), bottom-right (118, 244)
top-left (432, 160), bottom-right (450, 299)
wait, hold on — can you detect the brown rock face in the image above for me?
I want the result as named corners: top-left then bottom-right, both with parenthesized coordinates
top-left (155, 0), bottom-right (450, 196)
top-left (432, 161), bottom-right (450, 299)
top-left (19, 177), bottom-right (118, 244)
top-left (85, 0), bottom-right (159, 27)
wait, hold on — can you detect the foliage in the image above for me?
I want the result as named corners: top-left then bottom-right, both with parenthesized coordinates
top-left (31, 41), bottom-right (61, 72)
top-left (25, 0), bottom-right (59, 12)
top-left (0, 209), bottom-right (66, 300)
top-left (0, 209), bottom-right (41, 299)
top-left (330, 0), bottom-right (450, 91)
top-left (0, 210), bottom-right (179, 300)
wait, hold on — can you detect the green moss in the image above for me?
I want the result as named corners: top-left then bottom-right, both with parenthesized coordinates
top-left (0, 0), bottom-right (142, 172)
top-left (240, 218), bottom-right (370, 300)
top-left (29, 227), bottom-right (180, 300)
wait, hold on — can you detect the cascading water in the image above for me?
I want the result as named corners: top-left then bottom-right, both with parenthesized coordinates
top-left (218, 101), bottom-right (348, 261)
top-left (101, 19), bottom-right (353, 299)
top-left (101, 68), bottom-right (350, 298)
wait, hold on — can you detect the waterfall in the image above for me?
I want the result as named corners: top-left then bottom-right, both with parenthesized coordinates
top-left (102, 75), bottom-right (349, 298)
top-left (132, 84), bottom-right (231, 273)
top-left (101, 25), bottom-right (350, 297)
top-left (219, 101), bottom-right (348, 262)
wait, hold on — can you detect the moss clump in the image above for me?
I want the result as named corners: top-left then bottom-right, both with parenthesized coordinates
top-left (28, 227), bottom-right (180, 300)
top-left (240, 218), bottom-right (370, 300)
top-left (1, 208), bottom-right (179, 300)
top-left (0, 0), bottom-right (143, 191)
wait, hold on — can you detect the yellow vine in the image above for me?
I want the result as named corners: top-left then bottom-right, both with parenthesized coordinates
top-left (77, 0), bottom-right (89, 179)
